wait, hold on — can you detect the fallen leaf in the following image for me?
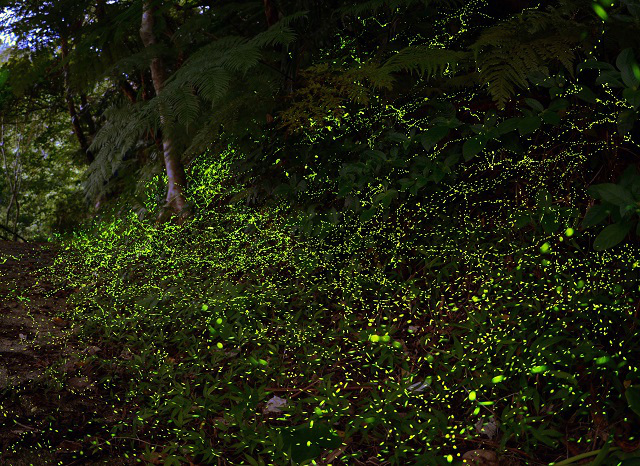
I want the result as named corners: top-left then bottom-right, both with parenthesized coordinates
top-left (263, 395), bottom-right (288, 414)
top-left (67, 376), bottom-right (93, 391)
top-left (475, 417), bottom-right (499, 439)
top-left (52, 317), bottom-right (68, 327)
top-left (83, 346), bottom-right (101, 355)
top-left (407, 380), bottom-right (431, 393)
top-left (57, 440), bottom-right (82, 452)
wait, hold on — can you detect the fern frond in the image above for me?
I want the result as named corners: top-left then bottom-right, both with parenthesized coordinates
top-left (355, 46), bottom-right (470, 89)
top-left (470, 8), bottom-right (583, 108)
top-left (250, 11), bottom-right (307, 48)
top-left (217, 43), bottom-right (262, 73)
top-left (106, 44), bottom-right (166, 76)
top-left (167, 85), bottom-right (201, 127)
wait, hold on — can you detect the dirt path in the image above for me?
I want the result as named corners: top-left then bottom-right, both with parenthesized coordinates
top-left (0, 241), bottom-right (126, 465)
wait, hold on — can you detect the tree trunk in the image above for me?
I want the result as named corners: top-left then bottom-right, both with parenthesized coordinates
top-left (60, 36), bottom-right (94, 164)
top-left (140, 1), bottom-right (188, 215)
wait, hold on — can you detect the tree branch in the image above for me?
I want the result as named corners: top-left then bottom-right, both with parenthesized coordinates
top-left (0, 224), bottom-right (27, 242)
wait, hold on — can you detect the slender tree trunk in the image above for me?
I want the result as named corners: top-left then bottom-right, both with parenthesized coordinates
top-left (80, 93), bottom-right (97, 135)
top-left (264, 0), bottom-right (279, 26)
top-left (120, 80), bottom-right (138, 103)
top-left (60, 36), bottom-right (94, 164)
top-left (140, 1), bottom-right (188, 215)
top-left (12, 195), bottom-right (19, 241)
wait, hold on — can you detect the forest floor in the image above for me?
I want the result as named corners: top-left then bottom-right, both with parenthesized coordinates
top-left (0, 241), bottom-right (129, 465)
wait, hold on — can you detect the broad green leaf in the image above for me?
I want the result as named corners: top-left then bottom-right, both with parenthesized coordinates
top-left (483, 110), bottom-right (498, 127)
top-left (576, 85), bottom-right (597, 103)
top-left (581, 204), bottom-right (610, 228)
top-left (597, 70), bottom-right (624, 88)
top-left (281, 424), bottom-right (342, 463)
top-left (431, 116), bottom-right (462, 128)
top-left (627, 385), bottom-right (640, 418)
top-left (385, 131), bottom-right (409, 143)
top-left (462, 136), bottom-right (486, 161)
top-left (273, 183), bottom-right (294, 196)
top-left (500, 131), bottom-right (524, 154)
top-left (620, 203), bottom-right (636, 218)
top-left (443, 152), bottom-right (460, 167)
top-left (617, 48), bottom-right (640, 88)
top-left (525, 98), bottom-right (544, 112)
top-left (419, 126), bottom-right (449, 150)
top-left (513, 212), bottom-right (533, 229)
top-left (590, 183), bottom-right (634, 206)
top-left (623, 87), bottom-right (640, 109)
top-left (622, 68), bottom-right (640, 88)
top-left (375, 189), bottom-right (398, 208)
top-left (430, 165), bottom-right (446, 183)
top-left (541, 213), bottom-right (559, 234)
top-left (590, 441), bottom-right (611, 466)
top-left (530, 427), bottom-right (561, 447)
top-left (619, 164), bottom-right (640, 187)
top-left (337, 181), bottom-right (353, 197)
top-left (397, 178), bottom-right (415, 191)
top-left (541, 111), bottom-right (561, 125)
top-left (496, 117), bottom-right (522, 136)
top-left (578, 60), bottom-right (615, 72)
top-left (536, 189), bottom-right (552, 208)
top-left (593, 222), bottom-right (632, 250)
top-left (617, 48), bottom-right (636, 72)
top-left (518, 115), bottom-right (541, 135)
top-left (547, 98), bottom-right (569, 112)
top-left (618, 109), bottom-right (637, 136)
top-left (360, 207), bottom-right (377, 222)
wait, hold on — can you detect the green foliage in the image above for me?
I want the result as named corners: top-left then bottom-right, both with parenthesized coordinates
top-left (470, 7), bottom-right (585, 108)
top-left (583, 165), bottom-right (640, 250)
top-left (48, 97), bottom-right (640, 462)
top-left (86, 12), bottom-right (302, 203)
top-left (355, 46), bottom-right (470, 90)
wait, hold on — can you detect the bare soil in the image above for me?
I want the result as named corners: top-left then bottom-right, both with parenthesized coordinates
top-left (0, 241), bottom-right (130, 465)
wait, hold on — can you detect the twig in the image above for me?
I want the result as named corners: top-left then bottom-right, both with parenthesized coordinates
top-left (553, 447), bottom-right (620, 465)
top-left (449, 435), bottom-right (539, 463)
top-left (13, 421), bottom-right (41, 432)
top-left (0, 224), bottom-right (27, 242)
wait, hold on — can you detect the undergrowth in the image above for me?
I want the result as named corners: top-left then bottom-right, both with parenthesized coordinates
top-left (27, 147), bottom-right (640, 465)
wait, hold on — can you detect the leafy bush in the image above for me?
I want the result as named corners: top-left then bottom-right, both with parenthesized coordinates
top-left (43, 141), bottom-right (640, 464)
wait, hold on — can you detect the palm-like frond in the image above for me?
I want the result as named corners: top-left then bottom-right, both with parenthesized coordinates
top-left (470, 8), bottom-right (584, 108)
top-left (86, 11), bottom-right (300, 202)
top-left (353, 46), bottom-right (471, 90)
